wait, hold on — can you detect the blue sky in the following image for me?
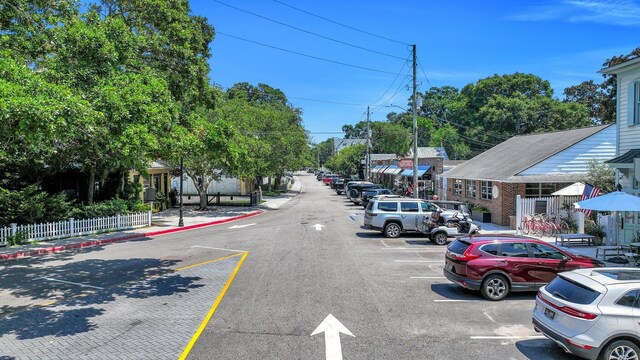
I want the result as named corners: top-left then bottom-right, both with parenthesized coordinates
top-left (189, 0), bottom-right (640, 143)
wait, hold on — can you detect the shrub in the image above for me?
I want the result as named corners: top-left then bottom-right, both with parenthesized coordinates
top-left (0, 185), bottom-right (75, 227)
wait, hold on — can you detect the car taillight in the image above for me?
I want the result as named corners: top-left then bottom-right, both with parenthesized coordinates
top-left (454, 248), bottom-right (479, 261)
top-left (366, 213), bottom-right (377, 217)
top-left (537, 293), bottom-right (598, 320)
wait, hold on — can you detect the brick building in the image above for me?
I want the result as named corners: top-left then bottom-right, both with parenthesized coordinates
top-left (442, 125), bottom-right (616, 225)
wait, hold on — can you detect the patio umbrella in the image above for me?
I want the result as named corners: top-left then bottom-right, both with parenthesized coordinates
top-left (552, 182), bottom-right (585, 196)
top-left (574, 191), bottom-right (640, 212)
top-left (574, 191), bottom-right (640, 263)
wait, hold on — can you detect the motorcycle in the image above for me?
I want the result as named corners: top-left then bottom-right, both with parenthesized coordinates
top-left (420, 211), bottom-right (480, 246)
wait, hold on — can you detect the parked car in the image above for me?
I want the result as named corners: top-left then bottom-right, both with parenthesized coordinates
top-left (444, 235), bottom-right (604, 301)
top-left (533, 268), bottom-right (640, 360)
top-left (364, 197), bottom-right (442, 237)
top-left (316, 171), bottom-right (325, 181)
top-left (329, 177), bottom-right (343, 190)
top-left (307, 168), bottom-right (314, 173)
top-left (334, 177), bottom-right (354, 195)
top-left (361, 188), bottom-right (395, 208)
top-left (322, 174), bottom-right (338, 185)
top-left (348, 183), bottom-right (382, 204)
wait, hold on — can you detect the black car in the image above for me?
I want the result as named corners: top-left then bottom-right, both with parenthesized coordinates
top-left (348, 183), bottom-right (382, 205)
top-left (361, 188), bottom-right (395, 208)
top-left (316, 171), bottom-right (325, 181)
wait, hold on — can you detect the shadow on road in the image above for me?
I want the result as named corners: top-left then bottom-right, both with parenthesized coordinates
top-left (0, 252), bottom-right (205, 340)
top-left (430, 283), bottom-right (537, 302)
top-left (516, 339), bottom-right (581, 359)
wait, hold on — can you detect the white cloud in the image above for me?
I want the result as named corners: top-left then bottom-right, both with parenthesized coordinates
top-left (508, 0), bottom-right (640, 26)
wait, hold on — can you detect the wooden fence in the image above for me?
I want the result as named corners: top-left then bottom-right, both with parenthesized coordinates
top-left (0, 211), bottom-right (152, 246)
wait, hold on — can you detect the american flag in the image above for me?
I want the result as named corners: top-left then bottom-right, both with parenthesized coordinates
top-left (580, 183), bottom-right (603, 217)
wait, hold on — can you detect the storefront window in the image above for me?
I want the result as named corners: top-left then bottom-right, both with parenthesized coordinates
top-left (466, 180), bottom-right (476, 198)
top-left (454, 180), bottom-right (462, 195)
top-left (481, 181), bottom-right (492, 200)
top-left (525, 183), bottom-right (558, 198)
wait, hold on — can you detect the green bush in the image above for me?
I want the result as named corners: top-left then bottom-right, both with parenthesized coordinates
top-left (0, 185), bottom-right (75, 227)
top-left (585, 221), bottom-right (606, 239)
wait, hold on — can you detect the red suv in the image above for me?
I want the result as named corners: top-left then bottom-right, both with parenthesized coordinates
top-left (444, 235), bottom-right (604, 301)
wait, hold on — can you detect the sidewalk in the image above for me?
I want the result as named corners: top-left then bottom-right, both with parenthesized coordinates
top-left (0, 176), bottom-right (302, 261)
top-left (476, 220), bottom-right (629, 267)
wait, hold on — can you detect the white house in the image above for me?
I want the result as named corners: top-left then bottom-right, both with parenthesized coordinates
top-left (602, 56), bottom-right (640, 244)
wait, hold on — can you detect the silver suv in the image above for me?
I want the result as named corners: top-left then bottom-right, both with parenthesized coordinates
top-left (364, 198), bottom-right (442, 238)
top-left (533, 268), bottom-right (640, 360)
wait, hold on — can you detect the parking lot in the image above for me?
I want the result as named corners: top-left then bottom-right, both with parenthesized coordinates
top-left (324, 178), bottom-right (581, 359)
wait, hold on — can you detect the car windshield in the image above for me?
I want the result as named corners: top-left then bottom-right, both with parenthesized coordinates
top-left (545, 276), bottom-right (601, 305)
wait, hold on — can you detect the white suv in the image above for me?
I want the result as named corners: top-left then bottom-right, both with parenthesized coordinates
top-left (364, 198), bottom-right (443, 238)
top-left (533, 268), bottom-right (640, 360)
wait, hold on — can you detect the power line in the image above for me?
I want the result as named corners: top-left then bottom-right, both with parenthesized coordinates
top-left (369, 54), bottom-right (411, 109)
top-left (214, 0), bottom-right (406, 61)
top-left (288, 97), bottom-right (367, 106)
top-left (272, 0), bottom-right (411, 46)
top-left (217, 32), bottom-right (400, 76)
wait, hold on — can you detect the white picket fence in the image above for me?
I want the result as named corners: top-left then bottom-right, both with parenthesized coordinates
top-left (0, 211), bottom-right (152, 246)
top-left (515, 195), bottom-right (582, 231)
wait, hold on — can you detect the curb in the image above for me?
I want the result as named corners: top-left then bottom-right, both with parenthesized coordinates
top-left (0, 210), bottom-right (264, 261)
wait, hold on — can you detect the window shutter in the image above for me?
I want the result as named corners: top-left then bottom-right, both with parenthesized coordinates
top-left (630, 81), bottom-right (637, 126)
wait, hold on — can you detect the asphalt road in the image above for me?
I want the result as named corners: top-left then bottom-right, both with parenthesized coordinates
top-left (0, 173), bottom-right (582, 359)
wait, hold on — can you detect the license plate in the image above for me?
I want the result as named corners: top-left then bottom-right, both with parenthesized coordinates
top-left (544, 307), bottom-right (556, 320)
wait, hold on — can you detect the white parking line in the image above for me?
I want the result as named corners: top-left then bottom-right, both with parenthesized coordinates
top-left (410, 276), bottom-right (447, 279)
top-left (36, 277), bottom-right (104, 290)
top-left (382, 248), bottom-right (443, 251)
top-left (470, 336), bottom-right (546, 340)
top-left (394, 260), bottom-right (443, 263)
top-left (191, 245), bottom-right (245, 253)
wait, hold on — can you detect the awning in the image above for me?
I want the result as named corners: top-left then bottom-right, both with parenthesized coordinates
top-left (383, 165), bottom-right (403, 175)
top-left (606, 149), bottom-right (640, 165)
top-left (372, 165), bottom-right (387, 174)
top-left (371, 165), bottom-right (383, 173)
top-left (400, 165), bottom-right (431, 177)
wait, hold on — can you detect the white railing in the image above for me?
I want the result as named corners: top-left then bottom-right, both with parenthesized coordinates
top-left (0, 211), bottom-right (152, 247)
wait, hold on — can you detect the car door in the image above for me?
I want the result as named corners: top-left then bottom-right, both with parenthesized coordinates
top-left (527, 242), bottom-right (575, 286)
top-left (499, 242), bottom-right (537, 291)
top-left (400, 201), bottom-right (420, 231)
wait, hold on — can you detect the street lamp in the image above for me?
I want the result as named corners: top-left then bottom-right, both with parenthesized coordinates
top-left (178, 157), bottom-right (184, 227)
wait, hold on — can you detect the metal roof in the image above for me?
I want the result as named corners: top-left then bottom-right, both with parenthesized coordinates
top-left (442, 125), bottom-right (610, 182)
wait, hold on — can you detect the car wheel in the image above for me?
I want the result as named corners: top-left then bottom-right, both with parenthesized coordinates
top-left (432, 232), bottom-right (448, 245)
top-left (349, 189), bottom-right (360, 199)
top-left (337, 191), bottom-right (342, 195)
top-left (384, 222), bottom-right (402, 238)
top-left (481, 274), bottom-right (510, 301)
top-left (599, 340), bottom-right (640, 360)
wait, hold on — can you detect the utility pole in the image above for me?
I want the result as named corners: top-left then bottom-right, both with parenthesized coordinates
top-left (366, 106), bottom-right (371, 181)
top-left (412, 44), bottom-right (419, 199)
top-left (178, 156), bottom-right (184, 227)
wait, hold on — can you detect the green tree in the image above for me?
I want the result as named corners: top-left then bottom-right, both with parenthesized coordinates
top-left (325, 144), bottom-right (365, 176)
top-left (371, 122), bottom-right (411, 155)
top-left (581, 159), bottom-right (616, 194)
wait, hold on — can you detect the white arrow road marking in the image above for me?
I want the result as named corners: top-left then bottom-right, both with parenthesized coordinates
top-left (311, 314), bottom-right (354, 360)
top-left (312, 224), bottom-right (325, 231)
top-left (36, 277), bottom-right (104, 290)
top-left (228, 223), bottom-right (256, 229)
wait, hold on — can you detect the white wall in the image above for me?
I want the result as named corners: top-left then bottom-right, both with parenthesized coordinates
top-left (171, 175), bottom-right (240, 195)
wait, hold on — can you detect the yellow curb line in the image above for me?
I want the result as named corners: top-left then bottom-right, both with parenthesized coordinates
top-left (178, 251), bottom-right (248, 360)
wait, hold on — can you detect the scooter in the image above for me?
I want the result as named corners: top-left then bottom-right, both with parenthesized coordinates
top-left (420, 211), bottom-right (480, 246)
